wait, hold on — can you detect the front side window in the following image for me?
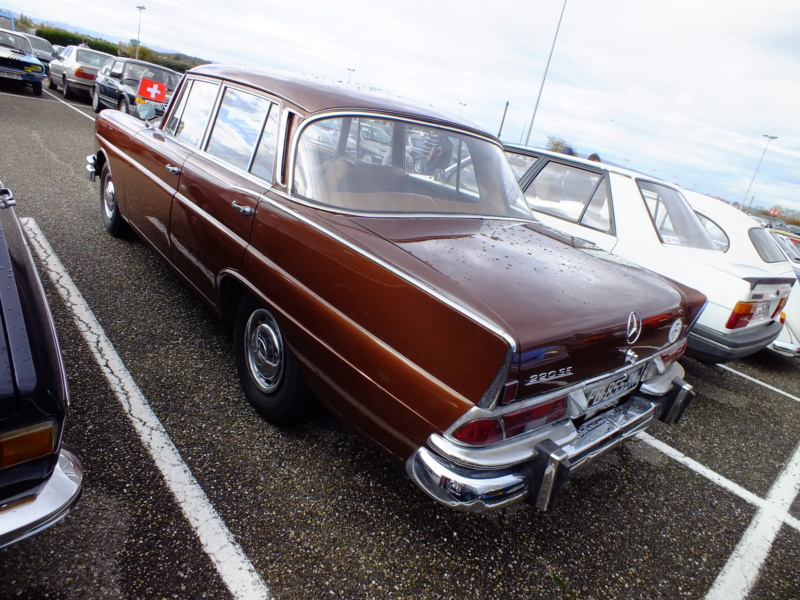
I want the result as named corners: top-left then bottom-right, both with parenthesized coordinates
top-left (293, 115), bottom-right (531, 219)
top-left (638, 181), bottom-right (717, 250)
top-left (166, 79), bottom-right (219, 148)
top-left (206, 87), bottom-right (271, 172)
top-left (523, 162), bottom-right (611, 232)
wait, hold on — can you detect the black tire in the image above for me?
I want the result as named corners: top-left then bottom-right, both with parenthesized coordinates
top-left (234, 296), bottom-right (311, 424)
top-left (118, 97), bottom-right (130, 114)
top-left (32, 81), bottom-right (42, 96)
top-left (47, 73), bottom-right (56, 90)
top-left (91, 87), bottom-right (104, 113)
top-left (99, 163), bottom-right (126, 237)
top-left (360, 152), bottom-right (374, 164)
top-left (62, 77), bottom-right (74, 100)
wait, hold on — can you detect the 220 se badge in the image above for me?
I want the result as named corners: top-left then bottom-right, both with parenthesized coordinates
top-left (86, 65), bottom-right (706, 512)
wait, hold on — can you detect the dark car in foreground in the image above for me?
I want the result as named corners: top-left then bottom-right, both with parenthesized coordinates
top-left (86, 65), bottom-right (704, 512)
top-left (92, 57), bottom-right (180, 117)
top-left (0, 28), bottom-right (46, 96)
top-left (0, 183), bottom-right (83, 548)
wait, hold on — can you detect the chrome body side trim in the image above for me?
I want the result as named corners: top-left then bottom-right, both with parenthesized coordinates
top-left (0, 448), bottom-right (84, 549)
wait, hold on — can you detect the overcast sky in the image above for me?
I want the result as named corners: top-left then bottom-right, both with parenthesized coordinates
top-left (8, 0), bottom-right (799, 213)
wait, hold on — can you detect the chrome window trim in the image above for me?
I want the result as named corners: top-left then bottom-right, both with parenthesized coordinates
top-left (275, 108), bottom-right (300, 188)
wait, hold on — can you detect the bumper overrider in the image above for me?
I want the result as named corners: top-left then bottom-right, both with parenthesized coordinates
top-left (406, 364), bottom-right (693, 513)
top-left (0, 447), bottom-right (84, 549)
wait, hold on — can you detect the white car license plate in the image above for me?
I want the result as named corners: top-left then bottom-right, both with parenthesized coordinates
top-left (585, 365), bottom-right (645, 408)
top-left (0, 71), bottom-right (23, 80)
top-left (755, 301), bottom-right (770, 318)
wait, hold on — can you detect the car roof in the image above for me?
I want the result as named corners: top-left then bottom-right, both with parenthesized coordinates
top-left (503, 144), bottom-right (658, 180)
top-left (112, 57), bottom-right (178, 72)
top-left (189, 64), bottom-right (496, 140)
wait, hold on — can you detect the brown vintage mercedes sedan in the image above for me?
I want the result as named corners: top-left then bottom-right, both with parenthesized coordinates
top-left (86, 65), bottom-right (706, 512)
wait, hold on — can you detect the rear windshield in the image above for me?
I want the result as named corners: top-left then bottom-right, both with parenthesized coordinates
top-left (293, 115), bottom-right (532, 219)
top-left (124, 63), bottom-right (180, 91)
top-left (76, 49), bottom-right (111, 67)
top-left (638, 181), bottom-right (717, 250)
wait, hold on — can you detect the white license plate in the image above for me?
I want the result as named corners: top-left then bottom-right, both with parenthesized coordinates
top-left (755, 301), bottom-right (770, 318)
top-left (0, 71), bottom-right (23, 80)
top-left (585, 365), bottom-right (645, 407)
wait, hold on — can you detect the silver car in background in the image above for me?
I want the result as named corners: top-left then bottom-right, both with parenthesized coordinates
top-left (48, 45), bottom-right (113, 99)
top-left (21, 33), bottom-right (58, 75)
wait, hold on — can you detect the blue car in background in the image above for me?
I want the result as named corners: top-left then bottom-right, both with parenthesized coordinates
top-left (0, 28), bottom-right (46, 96)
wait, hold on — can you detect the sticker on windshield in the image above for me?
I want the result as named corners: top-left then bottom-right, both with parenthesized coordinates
top-left (662, 235), bottom-right (682, 245)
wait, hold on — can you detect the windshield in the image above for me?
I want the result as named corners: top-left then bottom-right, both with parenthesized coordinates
top-left (638, 181), bottom-right (717, 250)
top-left (0, 31), bottom-right (31, 53)
top-left (293, 115), bottom-right (531, 219)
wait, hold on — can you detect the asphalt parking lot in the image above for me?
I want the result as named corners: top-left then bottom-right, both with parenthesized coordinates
top-left (0, 82), bottom-right (798, 600)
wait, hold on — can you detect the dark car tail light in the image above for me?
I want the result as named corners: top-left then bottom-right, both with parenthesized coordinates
top-left (74, 68), bottom-right (95, 80)
top-left (452, 396), bottom-right (568, 446)
top-left (452, 418), bottom-right (504, 446)
top-left (726, 301), bottom-right (758, 329)
top-left (501, 396), bottom-right (568, 438)
top-left (0, 422), bottom-right (56, 469)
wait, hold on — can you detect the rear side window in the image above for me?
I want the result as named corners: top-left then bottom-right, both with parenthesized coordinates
top-left (523, 162), bottom-right (611, 232)
top-left (166, 79), bottom-right (220, 147)
top-left (750, 228), bottom-right (787, 263)
top-left (638, 181), bottom-right (717, 250)
top-left (696, 213), bottom-right (730, 252)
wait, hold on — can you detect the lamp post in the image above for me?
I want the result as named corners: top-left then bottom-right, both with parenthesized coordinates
top-left (743, 134), bottom-right (778, 208)
top-left (459, 102), bottom-right (466, 116)
top-left (135, 5), bottom-right (145, 60)
top-left (347, 68), bottom-right (355, 83)
top-left (523, 0), bottom-right (568, 146)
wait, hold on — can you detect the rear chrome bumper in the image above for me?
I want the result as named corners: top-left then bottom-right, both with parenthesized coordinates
top-left (0, 447), bottom-right (84, 549)
top-left (406, 377), bottom-right (693, 513)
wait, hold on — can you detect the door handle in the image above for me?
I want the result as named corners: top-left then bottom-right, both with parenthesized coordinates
top-left (165, 164), bottom-right (181, 175)
top-left (232, 201), bottom-right (254, 216)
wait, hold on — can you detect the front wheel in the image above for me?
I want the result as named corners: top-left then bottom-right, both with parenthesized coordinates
top-left (92, 87), bottom-right (104, 113)
top-left (234, 296), bottom-right (312, 424)
top-left (31, 81), bottom-right (42, 96)
top-left (48, 73), bottom-right (57, 90)
top-left (100, 163), bottom-right (126, 237)
top-left (118, 97), bottom-right (130, 114)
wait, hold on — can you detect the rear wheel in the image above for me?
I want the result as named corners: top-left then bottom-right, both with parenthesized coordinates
top-left (234, 296), bottom-right (312, 424)
top-left (100, 163), bottom-right (126, 237)
top-left (62, 77), bottom-right (74, 100)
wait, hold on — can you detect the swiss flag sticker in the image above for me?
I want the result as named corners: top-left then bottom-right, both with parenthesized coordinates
top-left (137, 78), bottom-right (167, 103)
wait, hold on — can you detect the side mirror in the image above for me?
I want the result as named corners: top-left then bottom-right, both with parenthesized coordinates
top-left (433, 168), bottom-right (445, 182)
top-left (51, 51), bottom-right (58, 58)
top-left (138, 105), bottom-right (156, 121)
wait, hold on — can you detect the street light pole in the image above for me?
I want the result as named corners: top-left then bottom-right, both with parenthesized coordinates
top-left (743, 134), bottom-right (778, 208)
top-left (135, 5), bottom-right (145, 60)
top-left (523, 0), bottom-right (568, 146)
top-left (459, 102), bottom-right (466, 116)
top-left (347, 68), bottom-right (355, 83)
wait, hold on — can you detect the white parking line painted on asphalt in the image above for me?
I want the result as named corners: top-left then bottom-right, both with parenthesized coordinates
top-left (704, 440), bottom-right (800, 600)
top-left (42, 88), bottom-right (96, 122)
top-left (21, 218), bottom-right (272, 600)
top-left (638, 432), bottom-right (800, 532)
top-left (717, 364), bottom-right (800, 403)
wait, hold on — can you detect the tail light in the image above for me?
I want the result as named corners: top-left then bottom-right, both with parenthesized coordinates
top-left (726, 301), bottom-right (758, 329)
top-left (780, 312), bottom-right (787, 324)
top-left (0, 422), bottom-right (56, 469)
top-left (74, 68), bottom-right (95, 80)
top-left (452, 396), bottom-right (568, 446)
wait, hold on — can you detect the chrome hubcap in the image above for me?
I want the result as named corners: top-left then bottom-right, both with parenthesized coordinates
top-left (245, 309), bottom-right (283, 393)
top-left (102, 178), bottom-right (116, 219)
